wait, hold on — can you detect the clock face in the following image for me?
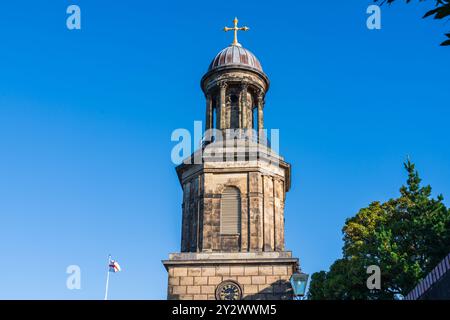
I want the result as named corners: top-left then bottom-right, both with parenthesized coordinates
top-left (216, 281), bottom-right (242, 300)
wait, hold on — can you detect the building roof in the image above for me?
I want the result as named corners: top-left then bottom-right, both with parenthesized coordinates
top-left (405, 252), bottom-right (450, 300)
top-left (208, 45), bottom-right (263, 72)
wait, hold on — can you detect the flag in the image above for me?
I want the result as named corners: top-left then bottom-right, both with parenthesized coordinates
top-left (109, 260), bottom-right (121, 273)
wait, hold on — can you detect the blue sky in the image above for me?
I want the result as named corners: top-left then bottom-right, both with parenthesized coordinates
top-left (0, 0), bottom-right (449, 299)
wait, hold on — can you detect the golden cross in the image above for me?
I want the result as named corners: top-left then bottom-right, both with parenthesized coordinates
top-left (223, 17), bottom-right (249, 47)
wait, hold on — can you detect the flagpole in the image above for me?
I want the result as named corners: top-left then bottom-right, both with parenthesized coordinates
top-left (104, 254), bottom-right (111, 300)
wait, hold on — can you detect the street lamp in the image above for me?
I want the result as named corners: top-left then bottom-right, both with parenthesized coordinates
top-left (290, 272), bottom-right (309, 299)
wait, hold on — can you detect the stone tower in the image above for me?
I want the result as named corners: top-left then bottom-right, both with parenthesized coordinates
top-left (163, 18), bottom-right (299, 300)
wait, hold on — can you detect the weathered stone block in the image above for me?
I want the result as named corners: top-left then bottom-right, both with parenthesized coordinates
top-left (208, 276), bottom-right (222, 285)
top-left (244, 266), bottom-right (259, 275)
top-left (201, 285), bottom-right (216, 294)
top-left (273, 266), bottom-right (288, 275)
top-left (230, 266), bottom-right (244, 275)
top-left (187, 267), bottom-right (202, 276)
top-left (172, 286), bottom-right (187, 295)
top-left (215, 266), bottom-right (230, 276)
top-left (237, 276), bottom-right (252, 285)
top-left (173, 268), bottom-right (188, 277)
top-left (187, 286), bottom-right (201, 294)
top-left (243, 284), bottom-right (259, 294)
top-left (279, 275), bottom-right (291, 282)
top-left (258, 266), bottom-right (273, 275)
top-left (193, 277), bottom-right (208, 285)
top-left (201, 267), bottom-right (215, 276)
top-left (266, 275), bottom-right (280, 284)
top-left (251, 276), bottom-right (266, 285)
top-left (180, 277), bottom-right (194, 286)
top-left (258, 284), bottom-right (273, 294)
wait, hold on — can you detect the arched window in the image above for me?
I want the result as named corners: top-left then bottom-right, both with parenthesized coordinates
top-left (220, 187), bottom-right (241, 234)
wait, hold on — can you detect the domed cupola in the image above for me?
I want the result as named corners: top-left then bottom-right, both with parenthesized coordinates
top-left (201, 18), bottom-right (269, 132)
top-left (208, 45), bottom-right (263, 73)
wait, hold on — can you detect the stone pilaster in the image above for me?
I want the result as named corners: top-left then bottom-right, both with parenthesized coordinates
top-left (202, 193), bottom-right (213, 252)
top-left (263, 176), bottom-right (275, 251)
top-left (181, 182), bottom-right (190, 252)
top-left (248, 172), bottom-right (263, 251)
top-left (240, 189), bottom-right (249, 252)
top-left (274, 179), bottom-right (285, 251)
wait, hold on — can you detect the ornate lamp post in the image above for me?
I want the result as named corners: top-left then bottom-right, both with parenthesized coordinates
top-left (290, 272), bottom-right (309, 300)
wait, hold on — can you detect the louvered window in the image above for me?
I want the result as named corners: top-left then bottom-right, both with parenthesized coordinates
top-left (220, 187), bottom-right (241, 234)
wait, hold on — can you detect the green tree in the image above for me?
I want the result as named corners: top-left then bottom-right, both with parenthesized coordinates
top-left (308, 160), bottom-right (450, 299)
top-left (374, 0), bottom-right (450, 46)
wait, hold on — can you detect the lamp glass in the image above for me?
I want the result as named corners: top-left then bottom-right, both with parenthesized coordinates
top-left (290, 272), bottom-right (309, 296)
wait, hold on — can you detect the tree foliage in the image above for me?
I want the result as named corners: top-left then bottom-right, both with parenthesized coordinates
top-left (308, 160), bottom-right (450, 299)
top-left (374, 0), bottom-right (450, 46)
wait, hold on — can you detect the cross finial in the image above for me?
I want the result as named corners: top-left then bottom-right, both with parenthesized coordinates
top-left (223, 17), bottom-right (249, 47)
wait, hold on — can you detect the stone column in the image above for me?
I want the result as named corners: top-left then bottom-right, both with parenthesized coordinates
top-left (257, 92), bottom-right (264, 131)
top-left (238, 90), bottom-right (242, 129)
top-left (215, 96), bottom-right (221, 130)
top-left (219, 82), bottom-right (227, 130)
top-left (241, 83), bottom-right (248, 129)
top-left (205, 94), bottom-right (213, 130)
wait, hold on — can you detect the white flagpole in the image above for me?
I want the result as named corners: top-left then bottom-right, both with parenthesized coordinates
top-left (104, 254), bottom-right (111, 300)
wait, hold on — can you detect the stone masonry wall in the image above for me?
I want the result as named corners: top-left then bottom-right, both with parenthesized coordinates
top-left (181, 169), bottom-right (286, 254)
top-left (167, 263), bottom-right (295, 300)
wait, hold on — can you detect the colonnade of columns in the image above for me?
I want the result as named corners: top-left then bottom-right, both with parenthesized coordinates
top-left (205, 81), bottom-right (265, 132)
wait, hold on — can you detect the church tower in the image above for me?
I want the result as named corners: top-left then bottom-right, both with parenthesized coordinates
top-left (163, 18), bottom-right (300, 300)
